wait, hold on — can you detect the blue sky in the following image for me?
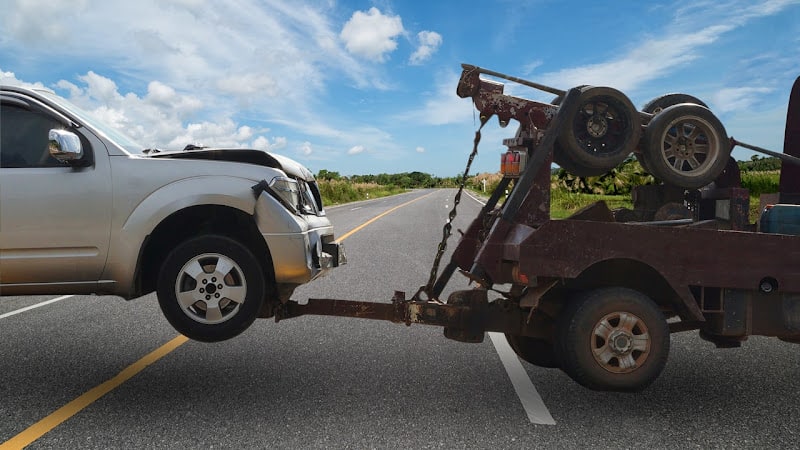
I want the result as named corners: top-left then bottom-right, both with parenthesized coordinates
top-left (2, 0), bottom-right (799, 177)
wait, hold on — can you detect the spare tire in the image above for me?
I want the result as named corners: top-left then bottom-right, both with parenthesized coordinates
top-left (556, 86), bottom-right (641, 174)
top-left (637, 93), bottom-right (709, 173)
top-left (641, 103), bottom-right (730, 189)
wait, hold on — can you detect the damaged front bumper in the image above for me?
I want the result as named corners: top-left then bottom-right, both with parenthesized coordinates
top-left (254, 183), bottom-right (346, 284)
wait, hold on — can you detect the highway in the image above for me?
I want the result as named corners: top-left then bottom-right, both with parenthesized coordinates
top-left (2, 189), bottom-right (799, 448)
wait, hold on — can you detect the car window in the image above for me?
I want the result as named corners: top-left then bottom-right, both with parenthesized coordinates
top-left (0, 103), bottom-right (69, 168)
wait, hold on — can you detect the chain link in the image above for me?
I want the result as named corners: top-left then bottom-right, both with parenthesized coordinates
top-left (414, 116), bottom-right (489, 301)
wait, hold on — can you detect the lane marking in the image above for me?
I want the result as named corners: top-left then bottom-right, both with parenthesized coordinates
top-left (489, 333), bottom-right (556, 425)
top-left (334, 190), bottom-right (436, 243)
top-left (0, 295), bottom-right (74, 320)
top-left (463, 190), bottom-right (556, 425)
top-left (350, 207), bottom-right (362, 211)
top-left (0, 335), bottom-right (190, 449)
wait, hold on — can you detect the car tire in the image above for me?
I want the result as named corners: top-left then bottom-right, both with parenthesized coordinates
top-left (157, 234), bottom-right (265, 342)
top-left (641, 103), bottom-right (730, 189)
top-left (556, 86), bottom-right (641, 174)
top-left (637, 93), bottom-right (709, 175)
top-left (555, 287), bottom-right (669, 392)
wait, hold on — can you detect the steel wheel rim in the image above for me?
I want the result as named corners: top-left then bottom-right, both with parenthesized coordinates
top-left (572, 96), bottom-right (632, 157)
top-left (657, 115), bottom-right (721, 178)
top-left (174, 253), bottom-right (247, 324)
top-left (590, 311), bottom-right (651, 374)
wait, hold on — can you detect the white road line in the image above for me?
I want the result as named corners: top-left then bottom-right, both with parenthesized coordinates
top-left (489, 332), bottom-right (556, 425)
top-left (0, 295), bottom-right (74, 320)
top-left (463, 190), bottom-right (485, 206)
top-left (461, 189), bottom-right (556, 425)
top-left (350, 207), bottom-right (362, 211)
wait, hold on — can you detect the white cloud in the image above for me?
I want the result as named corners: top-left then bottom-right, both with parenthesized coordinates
top-left (409, 31), bottom-right (442, 65)
top-left (0, 1), bottom-right (407, 170)
top-left (299, 141), bottom-right (313, 156)
top-left (340, 7), bottom-right (404, 62)
top-left (164, 119), bottom-right (260, 149)
top-left (397, 71), bottom-right (473, 126)
top-left (713, 86), bottom-right (774, 113)
top-left (216, 73), bottom-right (279, 98)
top-left (535, 1), bottom-right (799, 93)
top-left (78, 71), bottom-right (123, 104)
top-left (1, 69), bottom-right (47, 90)
top-left (416, 146), bottom-right (425, 153)
top-left (521, 60), bottom-right (543, 76)
top-left (537, 25), bottom-right (734, 93)
top-left (347, 145), bottom-right (365, 155)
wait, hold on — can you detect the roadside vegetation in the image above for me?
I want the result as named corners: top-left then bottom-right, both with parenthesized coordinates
top-left (316, 155), bottom-right (782, 222)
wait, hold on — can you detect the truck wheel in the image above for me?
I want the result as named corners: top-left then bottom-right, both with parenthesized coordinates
top-left (505, 334), bottom-right (559, 368)
top-left (551, 86), bottom-right (609, 177)
top-left (637, 94), bottom-right (709, 172)
top-left (641, 103), bottom-right (730, 189)
top-left (556, 86), bottom-right (641, 173)
top-left (157, 234), bottom-right (265, 342)
top-left (555, 287), bottom-right (669, 392)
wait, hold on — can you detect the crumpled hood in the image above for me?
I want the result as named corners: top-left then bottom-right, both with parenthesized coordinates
top-left (148, 148), bottom-right (315, 181)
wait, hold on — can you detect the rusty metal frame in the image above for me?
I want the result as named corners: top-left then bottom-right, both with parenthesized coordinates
top-left (269, 67), bottom-right (800, 343)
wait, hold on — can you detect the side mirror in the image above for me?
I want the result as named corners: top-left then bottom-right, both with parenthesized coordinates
top-left (48, 129), bottom-right (83, 163)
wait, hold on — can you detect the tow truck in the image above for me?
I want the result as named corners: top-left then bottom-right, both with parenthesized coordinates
top-left (274, 64), bottom-right (800, 392)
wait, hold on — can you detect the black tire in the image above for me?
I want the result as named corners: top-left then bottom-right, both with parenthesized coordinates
top-left (552, 86), bottom-right (609, 177)
top-left (556, 86), bottom-right (641, 173)
top-left (505, 334), bottom-right (560, 368)
top-left (637, 93), bottom-right (708, 173)
top-left (555, 287), bottom-right (669, 392)
top-left (157, 234), bottom-right (266, 342)
top-left (641, 103), bottom-right (730, 189)
top-left (642, 93), bottom-right (708, 115)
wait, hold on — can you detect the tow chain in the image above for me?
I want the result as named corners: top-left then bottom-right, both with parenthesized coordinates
top-left (413, 116), bottom-right (489, 301)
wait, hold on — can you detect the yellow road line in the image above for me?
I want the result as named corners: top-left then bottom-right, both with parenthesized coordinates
top-left (1, 190), bottom-right (436, 449)
top-left (0, 335), bottom-right (189, 449)
top-left (334, 191), bottom-right (435, 243)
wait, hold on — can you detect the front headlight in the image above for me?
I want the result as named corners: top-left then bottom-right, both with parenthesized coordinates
top-left (269, 176), bottom-right (300, 212)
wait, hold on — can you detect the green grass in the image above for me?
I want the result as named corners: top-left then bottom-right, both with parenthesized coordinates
top-left (550, 191), bottom-right (632, 218)
top-left (318, 179), bottom-right (407, 206)
top-left (741, 170), bottom-right (779, 197)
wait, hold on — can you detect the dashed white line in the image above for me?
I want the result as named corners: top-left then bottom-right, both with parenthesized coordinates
top-left (0, 295), bottom-right (74, 320)
top-left (463, 189), bottom-right (556, 425)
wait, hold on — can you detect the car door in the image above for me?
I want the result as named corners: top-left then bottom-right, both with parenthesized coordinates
top-left (0, 96), bottom-right (112, 291)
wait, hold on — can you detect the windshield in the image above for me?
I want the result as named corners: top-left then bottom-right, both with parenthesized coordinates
top-left (37, 90), bottom-right (145, 154)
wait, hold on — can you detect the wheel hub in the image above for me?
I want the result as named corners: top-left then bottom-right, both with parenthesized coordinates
top-left (591, 311), bottom-right (651, 374)
top-left (175, 254), bottom-right (247, 325)
top-left (586, 115), bottom-right (609, 138)
top-left (676, 137), bottom-right (693, 157)
top-left (608, 330), bottom-right (632, 354)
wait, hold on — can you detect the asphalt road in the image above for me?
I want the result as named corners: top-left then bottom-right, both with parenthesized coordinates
top-left (2, 188), bottom-right (799, 449)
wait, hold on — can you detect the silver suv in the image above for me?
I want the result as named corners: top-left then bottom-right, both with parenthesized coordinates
top-left (0, 85), bottom-right (345, 342)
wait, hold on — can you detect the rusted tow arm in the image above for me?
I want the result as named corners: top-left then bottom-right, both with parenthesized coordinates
top-left (275, 290), bottom-right (542, 343)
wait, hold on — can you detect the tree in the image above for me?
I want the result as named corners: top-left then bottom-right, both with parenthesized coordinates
top-left (317, 169), bottom-right (341, 181)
